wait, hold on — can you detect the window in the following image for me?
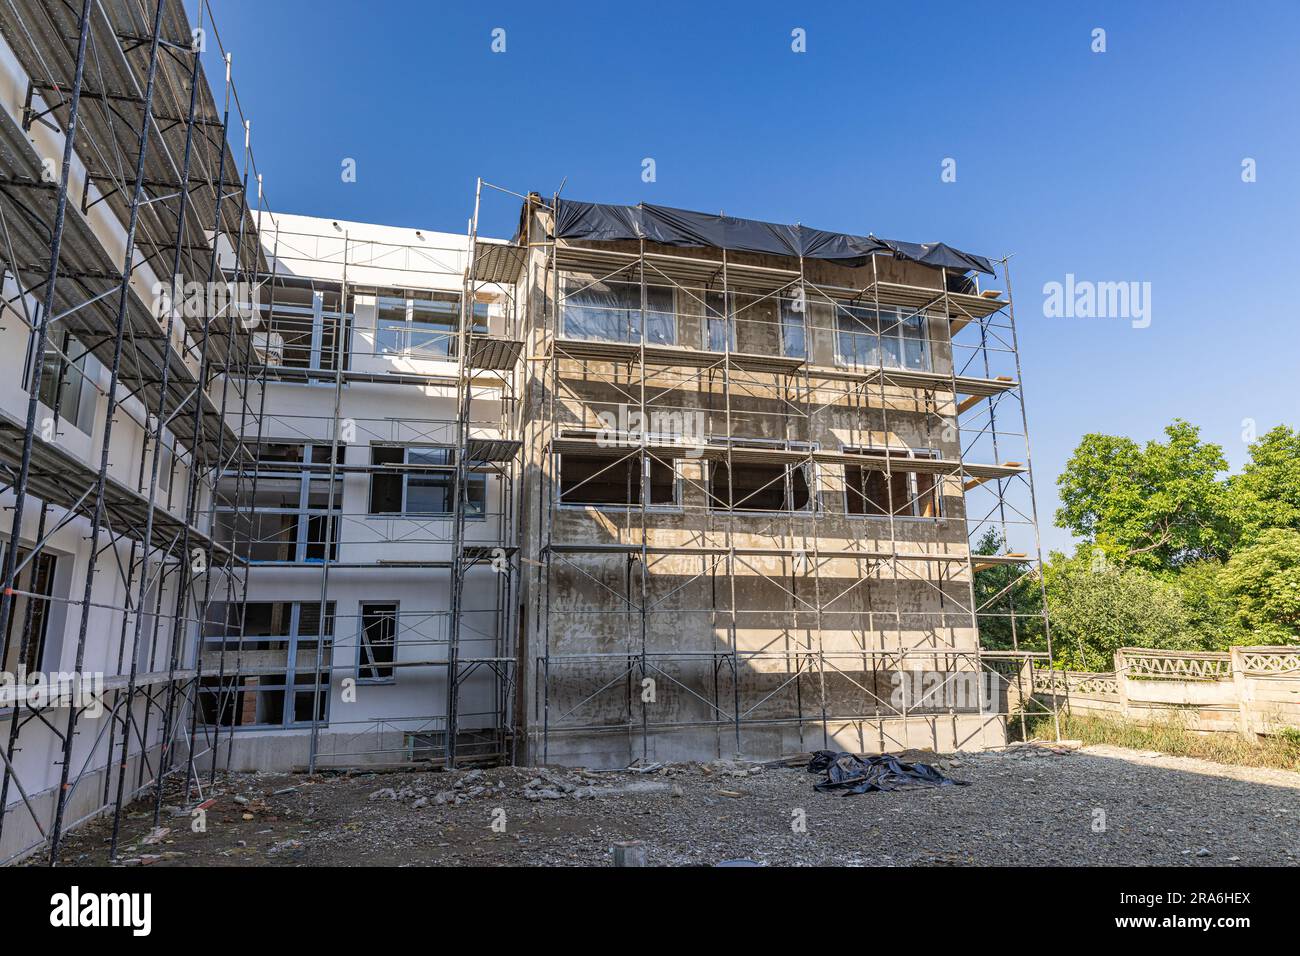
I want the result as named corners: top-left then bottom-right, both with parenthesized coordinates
top-left (562, 277), bottom-right (675, 344)
top-left (834, 304), bottom-right (930, 371)
top-left (1, 546), bottom-right (56, 673)
top-left (708, 445), bottom-right (812, 512)
top-left (834, 302), bottom-right (878, 369)
top-left (407, 448), bottom-right (455, 513)
top-left (266, 288), bottom-right (347, 372)
top-left (359, 602), bottom-right (398, 682)
top-left (198, 601), bottom-right (334, 728)
top-left (375, 296), bottom-right (410, 354)
top-left (900, 312), bottom-right (929, 370)
top-left (368, 446), bottom-right (486, 516)
top-left (35, 327), bottom-right (97, 433)
top-left (269, 304), bottom-right (316, 368)
top-left (376, 291), bottom-right (487, 358)
top-left (215, 443), bottom-right (342, 562)
top-left (559, 452), bottom-right (678, 507)
top-left (844, 464), bottom-right (892, 516)
top-left (779, 295), bottom-right (806, 359)
top-left (844, 448), bottom-right (942, 518)
top-left (703, 291), bottom-right (736, 352)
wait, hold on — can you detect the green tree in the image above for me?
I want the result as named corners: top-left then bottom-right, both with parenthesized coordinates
top-left (1220, 528), bottom-right (1300, 643)
top-left (1041, 550), bottom-right (1203, 671)
top-left (1229, 425), bottom-right (1300, 543)
top-left (1170, 558), bottom-right (1246, 651)
top-left (1055, 420), bottom-right (1232, 572)
top-left (971, 528), bottom-right (1046, 653)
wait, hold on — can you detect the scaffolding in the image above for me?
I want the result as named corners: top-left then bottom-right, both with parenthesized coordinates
top-left (196, 185), bottom-right (523, 772)
top-left (521, 196), bottom-right (1060, 763)
top-left (0, 0), bottom-right (266, 863)
top-left (0, 0), bottom-right (1058, 866)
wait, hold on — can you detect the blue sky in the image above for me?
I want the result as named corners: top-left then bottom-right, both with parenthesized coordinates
top-left (207, 0), bottom-right (1300, 552)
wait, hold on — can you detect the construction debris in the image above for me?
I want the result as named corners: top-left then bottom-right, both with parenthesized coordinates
top-left (36, 747), bottom-right (1300, 867)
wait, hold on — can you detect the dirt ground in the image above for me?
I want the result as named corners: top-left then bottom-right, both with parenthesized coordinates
top-left (41, 742), bottom-right (1300, 867)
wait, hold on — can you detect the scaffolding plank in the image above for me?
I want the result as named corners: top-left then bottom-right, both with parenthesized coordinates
top-left (551, 336), bottom-right (1015, 396)
top-left (550, 434), bottom-right (1026, 480)
top-left (471, 240), bottom-right (526, 285)
top-left (467, 335), bottom-right (523, 370)
top-left (465, 437), bottom-right (521, 463)
top-left (0, 108), bottom-right (239, 458)
top-left (0, 407), bottom-right (230, 557)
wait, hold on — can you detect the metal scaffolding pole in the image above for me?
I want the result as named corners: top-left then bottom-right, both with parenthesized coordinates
top-left (48, 0), bottom-right (166, 864)
top-left (305, 232), bottom-right (347, 774)
top-left (0, 0), bottom-right (272, 865)
top-left (0, 0), bottom-right (93, 690)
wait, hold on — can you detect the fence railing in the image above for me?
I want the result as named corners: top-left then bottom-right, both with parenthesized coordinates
top-left (1031, 645), bottom-right (1300, 738)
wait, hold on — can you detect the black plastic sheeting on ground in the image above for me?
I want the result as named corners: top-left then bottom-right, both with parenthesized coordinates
top-left (807, 751), bottom-right (969, 794)
top-left (553, 199), bottom-right (996, 275)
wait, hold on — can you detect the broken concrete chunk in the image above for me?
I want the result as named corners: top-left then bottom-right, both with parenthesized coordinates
top-left (524, 788), bottom-right (566, 801)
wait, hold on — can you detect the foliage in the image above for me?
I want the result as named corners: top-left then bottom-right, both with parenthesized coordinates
top-left (979, 418), bottom-right (1300, 669)
top-left (1228, 425), bottom-right (1300, 544)
top-left (1047, 419), bottom-right (1300, 666)
top-left (1055, 420), bottom-right (1232, 572)
top-left (971, 528), bottom-right (1045, 653)
top-left (1040, 549), bottom-right (1202, 671)
top-left (1169, 558), bottom-right (1247, 651)
top-left (1219, 528), bottom-right (1300, 643)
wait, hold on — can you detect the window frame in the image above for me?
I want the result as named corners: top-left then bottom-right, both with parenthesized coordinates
top-left (367, 444), bottom-right (487, 518)
top-left (557, 447), bottom-right (682, 511)
top-left (0, 545), bottom-right (57, 674)
top-left (199, 600), bottom-right (335, 730)
top-left (357, 601), bottom-right (399, 684)
top-left (778, 295), bottom-right (808, 359)
top-left (376, 291), bottom-right (487, 359)
top-left (841, 445), bottom-right (944, 520)
top-left (706, 439), bottom-right (817, 514)
top-left (702, 290), bottom-right (737, 353)
top-left (834, 303), bottom-right (932, 372)
top-left (560, 275), bottom-right (677, 345)
top-left (33, 326), bottom-right (98, 434)
top-left (215, 443), bottom-right (342, 563)
top-left (267, 290), bottom-right (348, 374)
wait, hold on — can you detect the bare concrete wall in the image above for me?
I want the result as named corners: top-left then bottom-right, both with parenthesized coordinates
top-left (516, 209), bottom-right (993, 767)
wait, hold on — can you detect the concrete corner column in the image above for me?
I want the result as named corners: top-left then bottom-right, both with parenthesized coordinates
top-left (1113, 650), bottom-right (1132, 720)
top-left (1229, 647), bottom-right (1253, 741)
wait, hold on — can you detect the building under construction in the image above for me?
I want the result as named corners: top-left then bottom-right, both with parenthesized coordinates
top-left (0, 0), bottom-right (1057, 865)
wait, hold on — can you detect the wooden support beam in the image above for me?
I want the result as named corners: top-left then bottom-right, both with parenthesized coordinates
top-left (957, 377), bottom-right (1015, 414)
top-left (964, 463), bottom-right (1023, 491)
top-left (972, 552), bottom-right (1027, 573)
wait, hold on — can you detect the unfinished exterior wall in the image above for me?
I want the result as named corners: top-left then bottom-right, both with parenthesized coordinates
top-left (0, 0), bottom-right (1048, 864)
top-left (516, 204), bottom-right (1028, 767)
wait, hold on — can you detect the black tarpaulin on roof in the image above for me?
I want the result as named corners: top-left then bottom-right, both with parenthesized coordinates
top-left (552, 199), bottom-right (996, 276)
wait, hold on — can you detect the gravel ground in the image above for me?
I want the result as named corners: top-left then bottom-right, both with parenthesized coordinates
top-left (41, 742), bottom-right (1300, 866)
